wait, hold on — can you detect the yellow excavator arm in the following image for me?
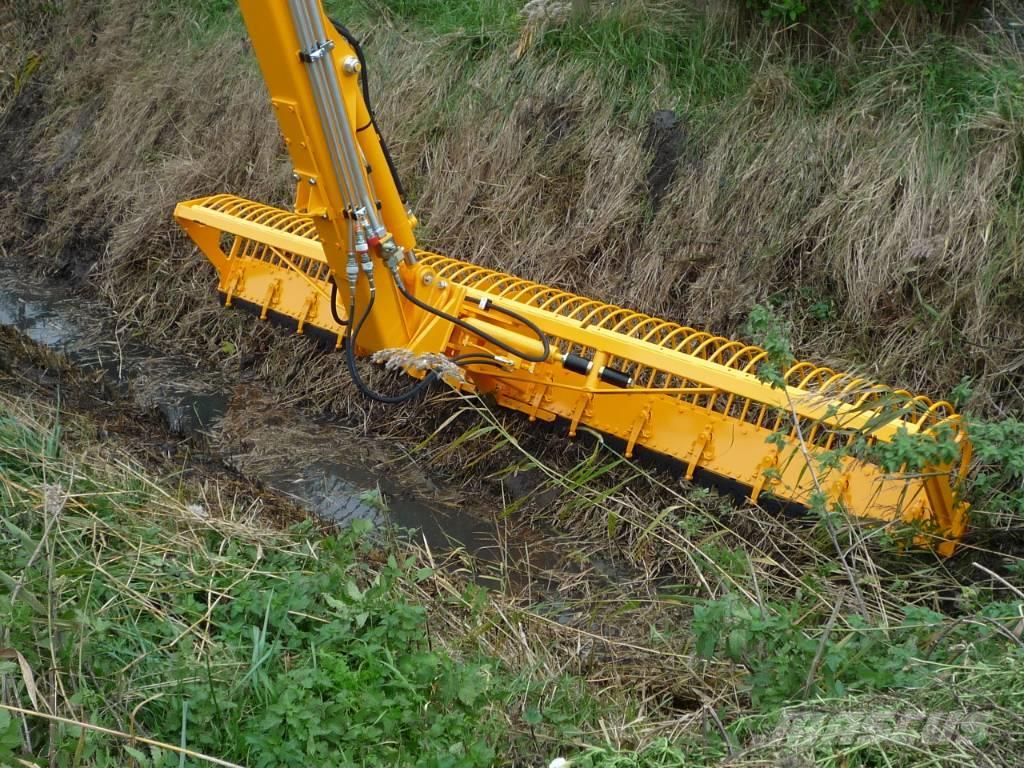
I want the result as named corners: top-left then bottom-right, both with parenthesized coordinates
top-left (174, 0), bottom-right (969, 554)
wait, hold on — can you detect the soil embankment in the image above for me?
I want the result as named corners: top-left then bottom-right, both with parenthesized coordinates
top-left (3, 1), bottom-right (1022, 417)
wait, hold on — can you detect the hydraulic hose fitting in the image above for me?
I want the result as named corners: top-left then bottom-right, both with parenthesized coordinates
top-left (346, 251), bottom-right (359, 293)
top-left (358, 239), bottom-right (374, 277)
top-left (354, 222), bottom-right (369, 258)
top-left (355, 207), bottom-right (384, 248)
top-left (382, 241), bottom-right (404, 271)
top-left (562, 353), bottom-right (594, 376)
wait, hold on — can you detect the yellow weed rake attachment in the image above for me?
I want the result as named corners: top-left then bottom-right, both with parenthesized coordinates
top-left (174, 0), bottom-right (970, 554)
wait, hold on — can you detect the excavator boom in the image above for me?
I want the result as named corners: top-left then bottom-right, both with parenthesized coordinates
top-left (174, 0), bottom-right (969, 554)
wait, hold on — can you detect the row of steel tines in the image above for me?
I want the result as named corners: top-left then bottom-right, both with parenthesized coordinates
top-left (419, 254), bottom-right (961, 451)
top-left (194, 195), bottom-right (960, 450)
top-left (205, 195), bottom-right (332, 281)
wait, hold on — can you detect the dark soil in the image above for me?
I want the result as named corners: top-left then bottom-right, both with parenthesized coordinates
top-left (0, 324), bottom-right (310, 529)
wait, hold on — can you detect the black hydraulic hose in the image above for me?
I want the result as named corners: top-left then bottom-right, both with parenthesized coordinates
top-left (329, 20), bottom-right (371, 111)
top-left (389, 269), bottom-right (552, 364)
top-left (328, 277), bottom-right (350, 326)
top-left (451, 355), bottom-right (508, 370)
top-left (345, 287), bottom-right (438, 404)
top-left (485, 302), bottom-right (553, 357)
top-left (343, 296), bottom-right (519, 405)
top-left (343, 287), bottom-right (512, 403)
top-left (329, 19), bottom-right (408, 203)
top-left (342, 264), bottom-right (539, 404)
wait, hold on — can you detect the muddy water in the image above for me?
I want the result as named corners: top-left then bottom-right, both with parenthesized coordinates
top-left (0, 265), bottom-right (566, 579)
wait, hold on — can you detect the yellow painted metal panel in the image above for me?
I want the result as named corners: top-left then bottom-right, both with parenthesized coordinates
top-left (174, 194), bottom-right (967, 553)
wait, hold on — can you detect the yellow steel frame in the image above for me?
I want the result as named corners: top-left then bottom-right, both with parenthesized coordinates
top-left (173, 0), bottom-right (970, 555)
top-left (175, 193), bottom-right (969, 555)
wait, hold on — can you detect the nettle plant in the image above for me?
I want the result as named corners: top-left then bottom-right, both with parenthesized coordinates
top-left (961, 417), bottom-right (1024, 524)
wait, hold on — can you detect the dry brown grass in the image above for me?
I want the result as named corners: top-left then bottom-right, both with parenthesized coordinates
top-left (4, 4), bottom-right (1024, 746)
top-left (3, 0), bottom-right (1022, 422)
top-left (3, 304), bottom-right (1023, 763)
top-left (0, 381), bottom-right (741, 755)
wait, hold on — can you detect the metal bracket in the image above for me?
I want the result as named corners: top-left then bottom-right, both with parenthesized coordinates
top-left (828, 472), bottom-right (853, 509)
top-left (299, 39), bottom-right (335, 63)
top-left (224, 270), bottom-right (243, 308)
top-left (528, 381), bottom-right (551, 422)
top-left (259, 280), bottom-right (282, 320)
top-left (296, 294), bottom-right (317, 335)
top-left (625, 405), bottom-right (652, 458)
top-left (568, 394), bottom-right (593, 437)
top-left (686, 426), bottom-right (714, 480)
top-left (750, 448), bottom-right (780, 503)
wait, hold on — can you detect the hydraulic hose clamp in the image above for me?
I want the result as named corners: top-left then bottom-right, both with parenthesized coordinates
top-left (299, 39), bottom-right (335, 63)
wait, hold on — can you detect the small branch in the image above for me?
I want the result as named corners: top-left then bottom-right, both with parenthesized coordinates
top-left (703, 704), bottom-right (734, 756)
top-left (972, 561), bottom-right (1024, 601)
top-left (0, 703), bottom-right (246, 768)
top-left (784, 390), bottom-right (869, 620)
top-left (802, 589), bottom-right (845, 698)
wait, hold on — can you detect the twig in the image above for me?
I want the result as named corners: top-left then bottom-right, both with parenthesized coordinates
top-left (0, 703), bottom-right (246, 768)
top-left (972, 561), bottom-right (1024, 601)
top-left (802, 589), bottom-right (845, 697)
top-left (44, 482), bottom-right (68, 768)
top-left (703, 704), bottom-right (733, 756)
top-left (784, 390), bottom-right (869, 620)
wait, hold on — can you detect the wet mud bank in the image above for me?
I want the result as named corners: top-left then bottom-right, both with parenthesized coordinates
top-left (0, 262), bottom-right (605, 591)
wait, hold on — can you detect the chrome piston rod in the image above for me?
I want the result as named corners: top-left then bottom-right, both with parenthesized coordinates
top-left (288, 0), bottom-right (383, 234)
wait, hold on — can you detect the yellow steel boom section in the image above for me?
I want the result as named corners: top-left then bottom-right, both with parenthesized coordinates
top-left (174, 0), bottom-right (970, 554)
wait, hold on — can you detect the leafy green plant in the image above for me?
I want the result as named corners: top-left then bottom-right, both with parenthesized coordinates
top-left (0, 407), bottom-right (604, 767)
top-left (747, 0), bottom-right (809, 23)
top-left (962, 417), bottom-right (1024, 526)
top-left (0, 708), bottom-right (22, 764)
top-left (871, 423), bottom-right (960, 473)
top-left (693, 593), bottom-right (1022, 708)
top-left (744, 304), bottom-right (795, 389)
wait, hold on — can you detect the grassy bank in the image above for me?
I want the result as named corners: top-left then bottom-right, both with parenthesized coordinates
top-left (1, 354), bottom-right (1024, 766)
top-left (0, 384), bottom-right (657, 767)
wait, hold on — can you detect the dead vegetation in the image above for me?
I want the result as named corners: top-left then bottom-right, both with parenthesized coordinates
top-left (2, 0), bottom-right (1022, 420)
top-left (1, 0), bottom-right (1020, 595)
top-left (2, 356), bottom-right (1023, 765)
top-left (2, 318), bottom-right (1022, 743)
